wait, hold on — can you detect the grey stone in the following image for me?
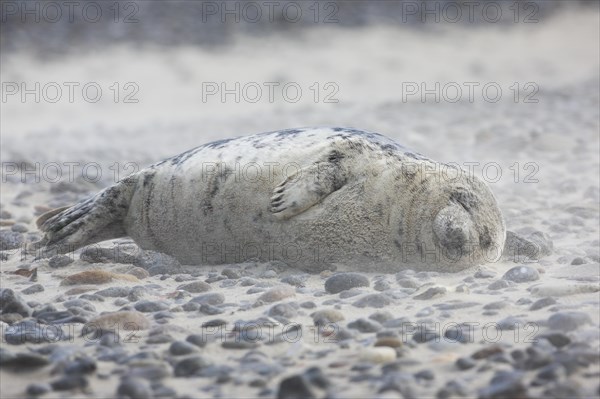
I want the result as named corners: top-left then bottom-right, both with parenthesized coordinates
top-left (80, 245), bottom-right (137, 264)
top-left (571, 257), bottom-right (586, 265)
top-left (268, 303), bottom-right (298, 319)
top-left (503, 265), bottom-right (539, 283)
top-left (324, 273), bottom-right (370, 294)
top-left (21, 284), bottom-right (44, 295)
top-left (96, 287), bottom-right (130, 297)
top-left (0, 289), bottom-right (32, 317)
top-left (189, 293), bottom-right (225, 306)
top-left (26, 383), bottom-right (51, 395)
top-left (352, 294), bottom-right (392, 309)
top-left (455, 357), bottom-right (475, 370)
top-left (48, 255), bottom-right (74, 268)
top-left (134, 300), bottom-right (169, 313)
top-left (177, 281), bottom-right (212, 293)
top-left (0, 230), bottom-right (23, 250)
top-left (117, 377), bottom-right (153, 399)
top-left (50, 375), bottom-right (89, 391)
top-left (414, 286), bottom-right (446, 300)
top-left (479, 371), bottom-right (527, 399)
top-left (277, 374), bottom-right (315, 399)
top-left (547, 312), bottom-right (592, 331)
top-left (347, 318), bottom-right (381, 333)
top-left (169, 341), bottom-right (198, 356)
top-left (530, 297), bottom-right (556, 311)
top-left (488, 280), bottom-right (511, 290)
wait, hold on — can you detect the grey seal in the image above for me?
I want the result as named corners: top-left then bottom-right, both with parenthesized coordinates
top-left (36, 127), bottom-right (506, 272)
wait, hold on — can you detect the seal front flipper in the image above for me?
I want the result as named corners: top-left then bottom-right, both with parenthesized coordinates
top-left (35, 179), bottom-right (135, 256)
top-left (270, 156), bottom-right (347, 219)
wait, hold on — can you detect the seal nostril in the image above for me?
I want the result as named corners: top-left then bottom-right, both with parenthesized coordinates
top-left (479, 226), bottom-right (492, 248)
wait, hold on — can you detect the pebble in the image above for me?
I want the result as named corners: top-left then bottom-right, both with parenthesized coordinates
top-left (347, 318), bottom-right (382, 333)
top-left (189, 292), bottom-right (225, 306)
top-left (472, 345), bottom-right (503, 360)
top-left (413, 286), bottom-right (446, 300)
top-left (174, 356), bottom-right (217, 377)
top-left (268, 303), bottom-right (298, 319)
top-left (0, 229), bottom-right (23, 250)
top-left (502, 265), bottom-right (539, 283)
top-left (117, 377), bottom-right (153, 399)
top-left (374, 279), bottom-right (392, 291)
top-left (300, 301), bottom-right (317, 309)
top-left (324, 272), bottom-right (370, 294)
top-left (483, 301), bottom-right (507, 310)
top-left (256, 286), bottom-right (295, 304)
top-left (80, 245), bottom-right (137, 264)
top-left (169, 340), bottom-right (198, 356)
top-left (374, 336), bottom-right (403, 348)
top-left (96, 287), bottom-right (130, 297)
top-left (547, 311), bottom-right (592, 331)
top-left (222, 341), bottom-right (260, 349)
top-left (360, 347), bottom-right (396, 364)
top-left (488, 280), bottom-right (511, 290)
top-left (134, 300), bottom-right (169, 313)
top-left (352, 293), bottom-right (392, 308)
top-left (186, 334), bottom-right (207, 348)
top-left (48, 255), bottom-right (74, 268)
top-left (201, 318), bottom-right (227, 327)
top-left (529, 297), bottom-right (556, 311)
top-left (21, 284), bottom-right (44, 295)
top-left (60, 270), bottom-right (137, 285)
top-left (369, 311), bottom-right (394, 324)
top-left (134, 250), bottom-right (181, 276)
top-left (222, 268), bottom-right (241, 279)
top-left (26, 383), bottom-right (52, 396)
top-left (311, 309), bottom-right (344, 325)
top-left (88, 311), bottom-right (150, 331)
top-left (412, 325), bottom-right (441, 343)
top-left (478, 371), bottom-right (527, 399)
top-left (538, 332), bottom-right (571, 348)
top-left (177, 281), bottom-right (212, 293)
top-left (338, 288), bottom-right (364, 299)
top-left (414, 369), bottom-right (434, 380)
top-left (128, 286), bottom-right (148, 302)
top-left (0, 351), bottom-right (50, 369)
top-left (277, 375), bottom-right (315, 399)
top-left (571, 257), bottom-right (586, 265)
top-left (474, 269), bottom-right (496, 279)
top-left (51, 375), bottom-right (89, 391)
top-left (199, 303), bottom-right (224, 315)
top-left (182, 302), bottom-right (199, 312)
top-left (281, 274), bottom-right (307, 287)
top-left (0, 288), bottom-right (32, 316)
top-left (455, 357), bottom-right (476, 370)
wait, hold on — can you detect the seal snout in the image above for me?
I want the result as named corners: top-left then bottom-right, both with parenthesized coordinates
top-left (433, 204), bottom-right (477, 257)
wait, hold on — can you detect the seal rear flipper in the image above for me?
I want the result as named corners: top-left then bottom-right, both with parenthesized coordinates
top-left (35, 183), bottom-right (133, 256)
top-left (270, 157), bottom-right (347, 219)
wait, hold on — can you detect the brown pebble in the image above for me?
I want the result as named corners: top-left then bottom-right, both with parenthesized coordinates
top-left (0, 220), bottom-right (15, 227)
top-left (64, 287), bottom-right (96, 295)
top-left (60, 270), bottom-right (139, 286)
top-left (471, 345), bottom-right (503, 359)
top-left (374, 337), bottom-right (403, 348)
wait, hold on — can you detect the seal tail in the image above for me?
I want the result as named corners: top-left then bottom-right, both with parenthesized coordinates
top-left (34, 182), bottom-right (134, 256)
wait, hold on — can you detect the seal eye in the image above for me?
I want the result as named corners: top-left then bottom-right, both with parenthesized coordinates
top-left (450, 189), bottom-right (477, 212)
